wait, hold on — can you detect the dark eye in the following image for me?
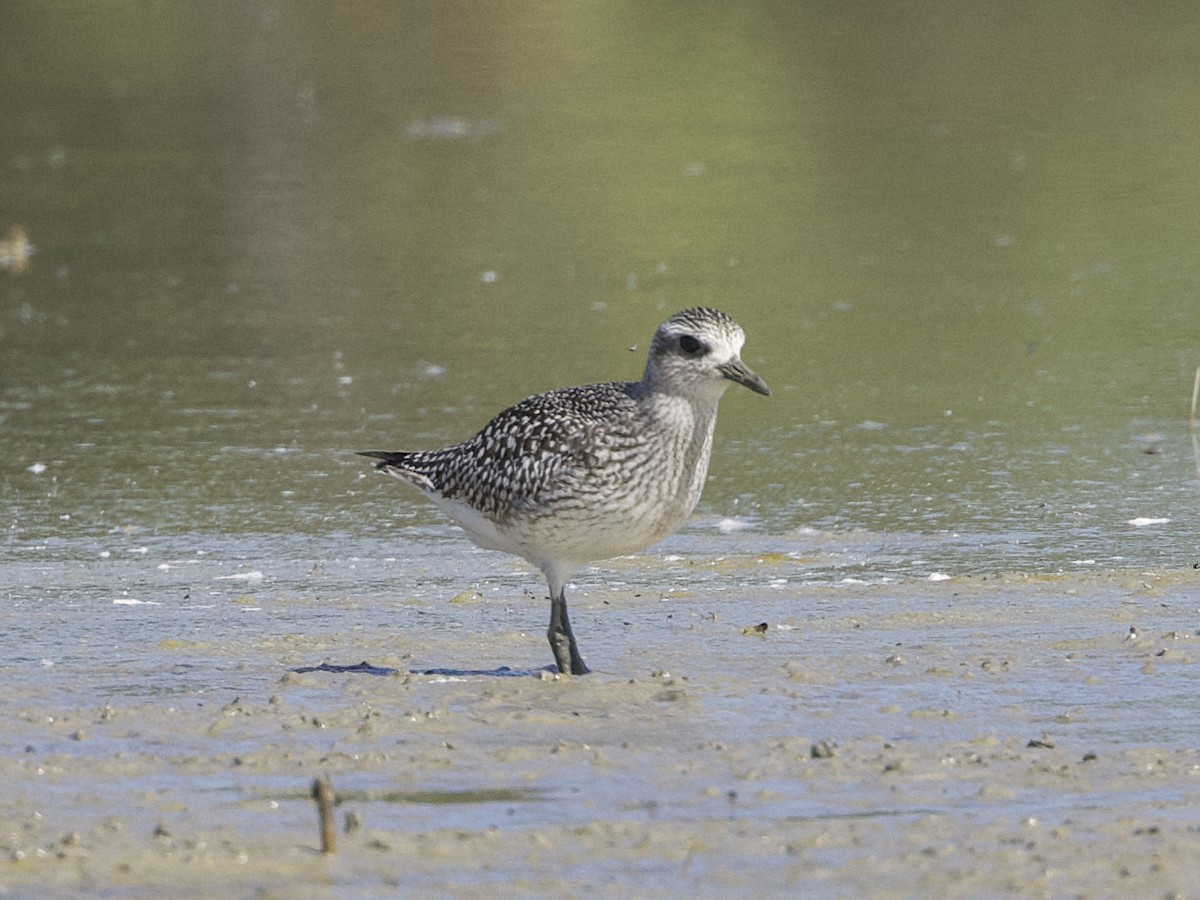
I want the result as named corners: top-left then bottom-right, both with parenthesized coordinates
top-left (679, 334), bottom-right (704, 356)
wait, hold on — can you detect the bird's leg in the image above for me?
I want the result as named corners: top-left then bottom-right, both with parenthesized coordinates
top-left (547, 586), bottom-right (590, 675)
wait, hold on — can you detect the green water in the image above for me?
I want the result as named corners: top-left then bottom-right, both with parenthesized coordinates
top-left (4, 2), bottom-right (1200, 575)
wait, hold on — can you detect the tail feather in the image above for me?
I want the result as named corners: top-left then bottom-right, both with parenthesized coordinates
top-left (358, 450), bottom-right (410, 468)
top-left (357, 450), bottom-right (436, 492)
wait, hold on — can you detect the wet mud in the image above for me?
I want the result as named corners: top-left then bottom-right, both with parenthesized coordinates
top-left (3, 559), bottom-right (1198, 897)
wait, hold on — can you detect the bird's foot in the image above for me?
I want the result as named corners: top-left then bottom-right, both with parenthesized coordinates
top-left (549, 630), bottom-right (590, 675)
top-left (548, 588), bottom-right (590, 675)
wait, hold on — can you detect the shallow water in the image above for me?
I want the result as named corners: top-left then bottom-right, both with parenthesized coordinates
top-left (4, 2), bottom-right (1200, 895)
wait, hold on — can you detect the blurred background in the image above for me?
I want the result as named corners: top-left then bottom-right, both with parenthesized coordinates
top-left (4, 0), bottom-right (1200, 575)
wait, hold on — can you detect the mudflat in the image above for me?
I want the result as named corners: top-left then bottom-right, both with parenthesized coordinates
top-left (3, 562), bottom-right (1198, 898)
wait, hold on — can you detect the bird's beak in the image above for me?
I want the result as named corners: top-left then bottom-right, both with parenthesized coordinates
top-left (718, 357), bottom-right (771, 396)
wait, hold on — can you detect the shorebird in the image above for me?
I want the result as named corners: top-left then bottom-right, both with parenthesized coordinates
top-left (360, 307), bottom-right (770, 674)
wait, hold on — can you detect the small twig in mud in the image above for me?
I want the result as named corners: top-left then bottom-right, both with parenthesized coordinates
top-left (311, 775), bottom-right (337, 854)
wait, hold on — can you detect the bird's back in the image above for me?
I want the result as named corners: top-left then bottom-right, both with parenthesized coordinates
top-left (367, 380), bottom-right (642, 515)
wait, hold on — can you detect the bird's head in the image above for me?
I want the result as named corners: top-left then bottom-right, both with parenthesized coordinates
top-left (643, 307), bottom-right (771, 401)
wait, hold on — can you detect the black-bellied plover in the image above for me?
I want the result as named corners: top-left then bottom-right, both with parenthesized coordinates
top-left (360, 307), bottom-right (770, 675)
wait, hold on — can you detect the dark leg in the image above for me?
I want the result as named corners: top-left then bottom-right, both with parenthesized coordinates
top-left (547, 586), bottom-right (590, 675)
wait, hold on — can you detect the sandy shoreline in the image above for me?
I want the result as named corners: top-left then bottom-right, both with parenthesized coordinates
top-left (3, 567), bottom-right (1198, 897)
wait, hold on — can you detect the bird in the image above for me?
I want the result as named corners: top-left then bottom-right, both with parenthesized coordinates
top-left (360, 307), bottom-right (770, 675)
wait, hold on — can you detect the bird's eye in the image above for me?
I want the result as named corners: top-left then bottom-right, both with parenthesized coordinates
top-left (679, 334), bottom-right (704, 356)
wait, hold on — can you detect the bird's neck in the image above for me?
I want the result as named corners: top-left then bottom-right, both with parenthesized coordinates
top-left (642, 388), bottom-right (722, 472)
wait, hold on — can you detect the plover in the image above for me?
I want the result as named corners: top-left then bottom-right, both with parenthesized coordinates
top-left (360, 307), bottom-right (770, 674)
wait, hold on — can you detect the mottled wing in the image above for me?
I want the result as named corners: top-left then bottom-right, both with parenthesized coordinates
top-left (367, 382), bottom-right (641, 522)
